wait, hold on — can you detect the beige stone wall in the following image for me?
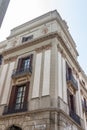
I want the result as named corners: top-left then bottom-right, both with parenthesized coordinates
top-left (32, 52), bottom-right (42, 98)
top-left (42, 49), bottom-right (51, 96)
top-left (0, 10), bottom-right (86, 130)
top-left (0, 64), bottom-right (8, 102)
top-left (0, 110), bottom-right (83, 130)
top-left (1, 62), bottom-right (15, 104)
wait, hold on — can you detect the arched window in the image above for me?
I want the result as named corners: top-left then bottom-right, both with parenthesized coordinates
top-left (8, 125), bottom-right (22, 130)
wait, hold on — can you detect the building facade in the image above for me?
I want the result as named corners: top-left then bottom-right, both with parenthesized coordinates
top-left (0, 0), bottom-right (10, 27)
top-left (0, 10), bottom-right (87, 130)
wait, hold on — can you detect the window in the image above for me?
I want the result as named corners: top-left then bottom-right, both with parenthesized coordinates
top-left (17, 54), bottom-right (33, 72)
top-left (8, 82), bottom-right (29, 113)
top-left (66, 62), bottom-right (78, 90)
top-left (22, 35), bottom-right (33, 43)
top-left (68, 89), bottom-right (81, 125)
top-left (67, 89), bottom-right (75, 112)
top-left (12, 54), bottom-right (33, 79)
top-left (15, 85), bottom-right (26, 110)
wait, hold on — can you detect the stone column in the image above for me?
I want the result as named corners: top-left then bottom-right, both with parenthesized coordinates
top-left (50, 38), bottom-right (58, 107)
top-left (62, 57), bottom-right (67, 103)
top-left (77, 79), bottom-right (83, 118)
top-left (57, 51), bottom-right (63, 99)
top-left (0, 64), bottom-right (8, 103)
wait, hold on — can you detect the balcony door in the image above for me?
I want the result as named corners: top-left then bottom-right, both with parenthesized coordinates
top-left (67, 89), bottom-right (75, 112)
top-left (17, 54), bottom-right (33, 72)
top-left (21, 57), bottom-right (30, 71)
top-left (8, 82), bottom-right (29, 113)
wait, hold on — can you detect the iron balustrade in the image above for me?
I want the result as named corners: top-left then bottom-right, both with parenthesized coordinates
top-left (69, 110), bottom-right (81, 125)
top-left (12, 66), bottom-right (32, 78)
top-left (66, 73), bottom-right (78, 90)
top-left (3, 102), bottom-right (28, 115)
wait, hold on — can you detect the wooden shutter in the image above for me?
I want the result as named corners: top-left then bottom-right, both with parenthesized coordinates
top-left (23, 82), bottom-right (30, 109)
top-left (30, 54), bottom-right (33, 66)
top-left (8, 86), bottom-right (17, 111)
top-left (67, 89), bottom-right (70, 106)
top-left (70, 94), bottom-right (74, 111)
top-left (17, 58), bottom-right (22, 70)
top-left (66, 62), bottom-right (69, 80)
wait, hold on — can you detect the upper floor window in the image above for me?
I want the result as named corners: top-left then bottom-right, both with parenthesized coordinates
top-left (22, 35), bottom-right (33, 43)
top-left (17, 54), bottom-right (33, 72)
top-left (66, 62), bottom-right (78, 90)
top-left (12, 54), bottom-right (33, 78)
top-left (67, 89), bottom-right (75, 112)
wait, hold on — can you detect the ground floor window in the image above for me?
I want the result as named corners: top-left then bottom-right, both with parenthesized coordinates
top-left (8, 82), bottom-right (29, 113)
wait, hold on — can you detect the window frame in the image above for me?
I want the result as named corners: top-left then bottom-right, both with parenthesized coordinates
top-left (8, 82), bottom-right (29, 113)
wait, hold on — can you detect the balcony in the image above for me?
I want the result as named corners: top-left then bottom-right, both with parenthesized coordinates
top-left (69, 110), bottom-right (81, 126)
top-left (3, 102), bottom-right (28, 115)
top-left (12, 66), bottom-right (32, 79)
top-left (66, 74), bottom-right (78, 90)
top-left (57, 97), bottom-right (84, 128)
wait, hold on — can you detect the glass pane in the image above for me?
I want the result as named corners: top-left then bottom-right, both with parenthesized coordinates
top-left (17, 92), bottom-right (22, 97)
top-left (24, 59), bottom-right (30, 69)
top-left (21, 103), bottom-right (23, 109)
top-left (22, 91), bottom-right (25, 96)
top-left (16, 98), bottom-right (21, 103)
top-left (21, 97), bottom-right (24, 102)
top-left (15, 104), bottom-right (20, 110)
top-left (18, 87), bottom-right (23, 92)
top-left (23, 86), bottom-right (26, 91)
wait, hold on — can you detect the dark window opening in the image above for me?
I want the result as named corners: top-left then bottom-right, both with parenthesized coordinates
top-left (17, 54), bottom-right (33, 72)
top-left (67, 89), bottom-right (75, 112)
top-left (22, 35), bottom-right (33, 43)
top-left (66, 62), bottom-right (78, 90)
top-left (0, 55), bottom-right (3, 65)
top-left (9, 125), bottom-right (22, 130)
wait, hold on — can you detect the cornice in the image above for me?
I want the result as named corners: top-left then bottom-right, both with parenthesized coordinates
top-left (4, 55), bottom-right (18, 64)
top-left (3, 32), bottom-right (81, 73)
top-left (56, 33), bottom-right (81, 72)
top-left (35, 44), bottom-right (52, 52)
top-left (3, 33), bottom-right (55, 56)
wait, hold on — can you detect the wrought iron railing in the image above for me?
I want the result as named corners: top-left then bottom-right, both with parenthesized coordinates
top-left (69, 110), bottom-right (81, 125)
top-left (66, 73), bottom-right (78, 90)
top-left (12, 66), bottom-right (32, 78)
top-left (3, 102), bottom-right (28, 115)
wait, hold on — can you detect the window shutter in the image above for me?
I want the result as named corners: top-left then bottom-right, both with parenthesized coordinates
top-left (8, 86), bottom-right (17, 111)
top-left (67, 89), bottom-right (70, 105)
top-left (17, 58), bottom-right (22, 70)
top-left (23, 82), bottom-right (30, 109)
top-left (66, 62), bottom-right (69, 80)
top-left (30, 54), bottom-right (33, 66)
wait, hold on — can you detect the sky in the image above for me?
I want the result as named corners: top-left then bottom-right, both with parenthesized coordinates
top-left (0, 0), bottom-right (87, 74)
